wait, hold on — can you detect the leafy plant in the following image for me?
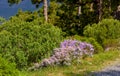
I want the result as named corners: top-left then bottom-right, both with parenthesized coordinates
top-left (84, 19), bottom-right (120, 46)
top-left (0, 55), bottom-right (19, 76)
top-left (40, 40), bottom-right (94, 67)
top-left (103, 38), bottom-right (120, 50)
top-left (67, 35), bottom-right (103, 53)
top-left (0, 17), bottom-right (63, 69)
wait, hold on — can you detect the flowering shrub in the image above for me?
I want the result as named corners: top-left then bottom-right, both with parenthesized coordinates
top-left (68, 35), bottom-right (103, 53)
top-left (41, 40), bottom-right (94, 67)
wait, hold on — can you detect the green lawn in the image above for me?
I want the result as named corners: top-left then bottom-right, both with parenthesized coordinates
top-left (20, 50), bottom-right (120, 76)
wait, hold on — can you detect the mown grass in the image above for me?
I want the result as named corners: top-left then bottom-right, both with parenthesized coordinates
top-left (20, 50), bottom-right (120, 76)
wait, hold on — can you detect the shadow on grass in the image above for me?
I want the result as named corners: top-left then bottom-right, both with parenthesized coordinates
top-left (89, 70), bottom-right (120, 76)
top-left (64, 70), bottom-right (120, 76)
top-left (64, 72), bottom-right (83, 76)
top-left (64, 71), bottom-right (90, 76)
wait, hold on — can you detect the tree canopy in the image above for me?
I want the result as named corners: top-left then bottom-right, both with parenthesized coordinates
top-left (7, 0), bottom-right (120, 36)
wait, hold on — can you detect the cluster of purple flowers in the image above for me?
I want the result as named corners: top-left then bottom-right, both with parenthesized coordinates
top-left (41, 40), bottom-right (94, 66)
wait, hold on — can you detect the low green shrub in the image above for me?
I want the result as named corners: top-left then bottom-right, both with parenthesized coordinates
top-left (103, 39), bottom-right (120, 50)
top-left (67, 35), bottom-right (103, 54)
top-left (0, 55), bottom-right (19, 76)
top-left (0, 18), bottom-right (63, 69)
top-left (84, 19), bottom-right (120, 46)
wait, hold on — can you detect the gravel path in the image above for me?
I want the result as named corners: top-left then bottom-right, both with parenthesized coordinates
top-left (89, 58), bottom-right (120, 76)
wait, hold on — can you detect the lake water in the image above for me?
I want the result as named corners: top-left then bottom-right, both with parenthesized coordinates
top-left (0, 0), bottom-right (42, 19)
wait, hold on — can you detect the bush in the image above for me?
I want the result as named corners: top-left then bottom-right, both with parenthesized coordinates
top-left (67, 35), bottom-right (103, 54)
top-left (40, 40), bottom-right (94, 67)
top-left (103, 39), bottom-right (120, 50)
top-left (0, 56), bottom-right (19, 76)
top-left (84, 19), bottom-right (120, 46)
top-left (0, 18), bottom-right (63, 69)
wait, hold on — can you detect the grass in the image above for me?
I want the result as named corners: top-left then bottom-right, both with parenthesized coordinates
top-left (20, 50), bottom-right (120, 76)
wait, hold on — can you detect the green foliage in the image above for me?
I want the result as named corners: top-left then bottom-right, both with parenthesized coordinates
top-left (67, 35), bottom-right (103, 54)
top-left (14, 9), bottom-right (42, 22)
top-left (0, 55), bottom-right (19, 76)
top-left (103, 39), bottom-right (120, 49)
top-left (50, 0), bottom-right (100, 36)
top-left (84, 19), bottom-right (120, 46)
top-left (7, 0), bottom-right (120, 36)
top-left (23, 51), bottom-right (120, 76)
top-left (48, 1), bottom-right (60, 24)
top-left (0, 17), bottom-right (63, 69)
top-left (49, 0), bottom-right (120, 36)
top-left (0, 17), bottom-right (6, 24)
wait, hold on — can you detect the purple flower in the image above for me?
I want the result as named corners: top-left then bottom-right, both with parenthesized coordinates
top-left (40, 40), bottom-right (94, 67)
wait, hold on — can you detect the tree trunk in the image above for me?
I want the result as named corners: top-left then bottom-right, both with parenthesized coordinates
top-left (90, 2), bottom-right (94, 12)
top-left (108, 0), bottom-right (111, 12)
top-left (43, 0), bottom-right (48, 22)
top-left (78, 0), bottom-right (82, 16)
top-left (98, 0), bottom-right (102, 21)
top-left (78, 5), bottom-right (82, 16)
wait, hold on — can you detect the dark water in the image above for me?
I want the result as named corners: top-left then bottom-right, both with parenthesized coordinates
top-left (0, 0), bottom-right (42, 19)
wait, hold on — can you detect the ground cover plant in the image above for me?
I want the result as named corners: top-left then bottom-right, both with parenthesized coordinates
top-left (103, 38), bottom-right (120, 50)
top-left (23, 50), bottom-right (120, 76)
top-left (0, 55), bottom-right (19, 76)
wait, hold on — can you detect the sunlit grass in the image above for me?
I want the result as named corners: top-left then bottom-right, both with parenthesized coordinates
top-left (20, 50), bottom-right (120, 76)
